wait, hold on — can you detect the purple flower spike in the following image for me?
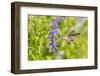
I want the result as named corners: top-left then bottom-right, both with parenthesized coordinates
top-left (49, 17), bottom-right (60, 53)
top-left (56, 51), bottom-right (64, 59)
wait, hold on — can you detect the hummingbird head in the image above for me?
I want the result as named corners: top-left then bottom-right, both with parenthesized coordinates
top-left (62, 35), bottom-right (67, 40)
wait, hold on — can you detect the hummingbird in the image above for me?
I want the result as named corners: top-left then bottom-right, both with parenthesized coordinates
top-left (62, 25), bottom-right (80, 45)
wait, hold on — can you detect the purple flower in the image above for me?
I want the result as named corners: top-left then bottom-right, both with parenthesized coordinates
top-left (63, 16), bottom-right (66, 19)
top-left (49, 17), bottom-right (60, 53)
top-left (53, 18), bottom-right (60, 24)
top-left (52, 18), bottom-right (60, 28)
top-left (49, 29), bottom-right (58, 35)
top-left (56, 51), bottom-right (64, 59)
top-left (76, 17), bottom-right (83, 29)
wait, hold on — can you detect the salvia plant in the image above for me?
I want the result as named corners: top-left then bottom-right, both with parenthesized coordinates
top-left (49, 18), bottom-right (60, 53)
top-left (49, 17), bottom-right (65, 59)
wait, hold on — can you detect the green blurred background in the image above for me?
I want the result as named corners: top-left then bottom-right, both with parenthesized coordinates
top-left (28, 15), bottom-right (88, 61)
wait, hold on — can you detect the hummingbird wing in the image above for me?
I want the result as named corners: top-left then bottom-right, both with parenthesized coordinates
top-left (68, 33), bottom-right (80, 37)
top-left (67, 30), bottom-right (75, 36)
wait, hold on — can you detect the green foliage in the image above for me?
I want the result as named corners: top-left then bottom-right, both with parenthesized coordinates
top-left (28, 15), bottom-right (88, 60)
